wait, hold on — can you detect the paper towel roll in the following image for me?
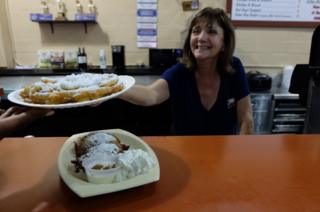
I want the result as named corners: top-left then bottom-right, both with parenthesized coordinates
top-left (281, 65), bottom-right (294, 89)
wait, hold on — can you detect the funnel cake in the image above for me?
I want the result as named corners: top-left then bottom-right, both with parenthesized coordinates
top-left (71, 131), bottom-right (155, 184)
top-left (72, 132), bottom-right (129, 173)
top-left (20, 73), bottom-right (124, 104)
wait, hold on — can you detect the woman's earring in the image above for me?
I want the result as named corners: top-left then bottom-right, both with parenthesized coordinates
top-left (221, 46), bottom-right (225, 52)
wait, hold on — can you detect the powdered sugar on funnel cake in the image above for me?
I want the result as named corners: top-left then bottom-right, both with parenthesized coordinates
top-left (20, 73), bottom-right (124, 104)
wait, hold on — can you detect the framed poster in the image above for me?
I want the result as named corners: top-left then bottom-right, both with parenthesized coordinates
top-left (227, 0), bottom-right (320, 27)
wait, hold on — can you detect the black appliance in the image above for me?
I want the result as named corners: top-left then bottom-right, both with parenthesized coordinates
top-left (247, 71), bottom-right (272, 92)
top-left (290, 25), bottom-right (320, 133)
top-left (149, 48), bottom-right (182, 71)
top-left (112, 45), bottom-right (125, 70)
top-left (309, 24), bottom-right (320, 66)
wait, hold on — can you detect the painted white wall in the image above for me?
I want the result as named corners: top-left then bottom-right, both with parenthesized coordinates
top-left (0, 0), bottom-right (314, 74)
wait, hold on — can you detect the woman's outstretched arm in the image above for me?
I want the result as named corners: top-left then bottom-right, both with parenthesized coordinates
top-left (237, 96), bottom-right (254, 134)
top-left (119, 79), bottom-right (170, 106)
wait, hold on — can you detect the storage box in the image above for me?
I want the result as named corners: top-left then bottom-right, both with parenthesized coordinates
top-left (64, 51), bottom-right (78, 69)
top-left (38, 50), bottom-right (52, 69)
top-left (75, 14), bottom-right (96, 21)
top-left (51, 51), bottom-right (64, 69)
top-left (30, 13), bottom-right (53, 21)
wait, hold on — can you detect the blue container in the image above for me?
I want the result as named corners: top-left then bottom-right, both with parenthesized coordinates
top-left (30, 13), bottom-right (53, 21)
top-left (75, 14), bottom-right (96, 21)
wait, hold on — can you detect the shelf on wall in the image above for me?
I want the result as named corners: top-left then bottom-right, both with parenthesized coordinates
top-left (32, 20), bottom-right (97, 33)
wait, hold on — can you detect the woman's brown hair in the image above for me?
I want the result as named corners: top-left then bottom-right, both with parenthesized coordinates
top-left (182, 7), bottom-right (235, 74)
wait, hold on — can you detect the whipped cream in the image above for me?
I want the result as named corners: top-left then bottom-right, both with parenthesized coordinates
top-left (115, 149), bottom-right (155, 182)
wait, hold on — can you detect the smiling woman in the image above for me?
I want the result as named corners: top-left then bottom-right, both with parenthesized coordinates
top-left (183, 8), bottom-right (235, 76)
top-left (119, 7), bottom-right (254, 135)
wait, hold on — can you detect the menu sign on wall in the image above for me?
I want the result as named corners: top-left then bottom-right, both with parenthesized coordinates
top-left (136, 0), bottom-right (158, 48)
top-left (227, 0), bottom-right (320, 27)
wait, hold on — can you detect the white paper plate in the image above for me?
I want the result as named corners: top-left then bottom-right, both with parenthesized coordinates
top-left (58, 129), bottom-right (160, 198)
top-left (7, 75), bottom-right (135, 109)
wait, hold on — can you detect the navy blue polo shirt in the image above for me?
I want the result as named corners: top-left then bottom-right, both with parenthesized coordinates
top-left (161, 57), bottom-right (249, 135)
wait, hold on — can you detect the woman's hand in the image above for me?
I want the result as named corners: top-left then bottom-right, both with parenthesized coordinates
top-left (0, 106), bottom-right (54, 119)
top-left (0, 106), bottom-right (54, 139)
